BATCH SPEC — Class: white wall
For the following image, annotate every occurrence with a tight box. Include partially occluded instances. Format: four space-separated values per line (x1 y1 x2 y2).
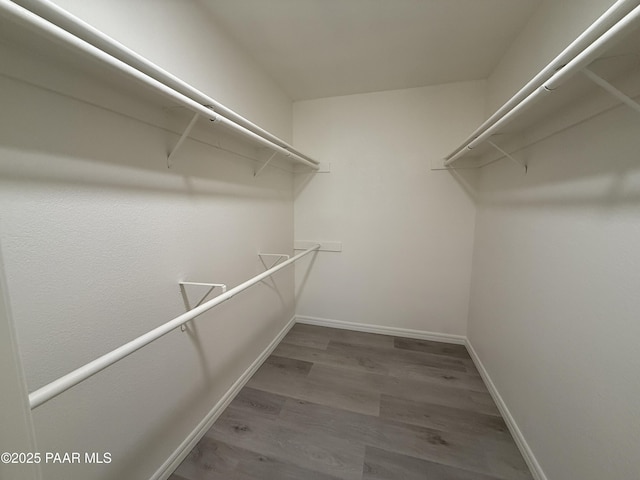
468 102 640 480
0 2 296 479
468 1 640 479
293 81 484 335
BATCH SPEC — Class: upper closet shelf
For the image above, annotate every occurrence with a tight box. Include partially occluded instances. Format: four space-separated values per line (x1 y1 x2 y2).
0 0 320 171
443 0 640 170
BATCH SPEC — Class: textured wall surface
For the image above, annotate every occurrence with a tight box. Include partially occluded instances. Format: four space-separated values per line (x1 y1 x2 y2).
0 1 297 478
468 103 640 480
468 2 640 478
293 81 484 335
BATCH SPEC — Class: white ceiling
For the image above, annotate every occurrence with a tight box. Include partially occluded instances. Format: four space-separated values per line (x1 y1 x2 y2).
199 0 541 101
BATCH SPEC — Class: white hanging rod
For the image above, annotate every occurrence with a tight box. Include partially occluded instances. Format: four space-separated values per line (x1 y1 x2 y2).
0 0 319 171
13 0 319 167
28 245 320 409
444 0 640 165
445 3 640 167
179 282 227 331
445 0 639 162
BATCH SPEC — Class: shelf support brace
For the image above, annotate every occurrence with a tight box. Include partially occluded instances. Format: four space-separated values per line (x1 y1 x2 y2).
168 112 200 168
178 282 227 331
258 253 290 270
487 140 527 173
582 68 640 116
254 151 278 177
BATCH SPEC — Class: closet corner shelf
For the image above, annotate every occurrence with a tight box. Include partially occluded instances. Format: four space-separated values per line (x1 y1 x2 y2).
442 1 640 170
0 0 319 172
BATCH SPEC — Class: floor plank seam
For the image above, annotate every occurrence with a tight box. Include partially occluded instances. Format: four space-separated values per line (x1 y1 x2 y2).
169 323 535 480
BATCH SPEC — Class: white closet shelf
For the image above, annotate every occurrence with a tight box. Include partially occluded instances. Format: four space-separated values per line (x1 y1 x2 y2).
0 0 320 171
441 1 640 170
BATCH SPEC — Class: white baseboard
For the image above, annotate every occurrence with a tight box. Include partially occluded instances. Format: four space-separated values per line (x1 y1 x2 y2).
295 315 466 345
465 339 547 480
150 315 297 480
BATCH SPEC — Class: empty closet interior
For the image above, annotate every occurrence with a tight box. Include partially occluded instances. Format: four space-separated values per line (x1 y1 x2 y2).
1 1 639 480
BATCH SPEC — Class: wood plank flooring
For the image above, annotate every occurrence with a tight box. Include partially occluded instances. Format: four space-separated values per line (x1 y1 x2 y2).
169 324 533 480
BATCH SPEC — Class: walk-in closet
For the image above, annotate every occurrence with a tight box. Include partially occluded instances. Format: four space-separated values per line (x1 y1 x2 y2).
1 1 639 479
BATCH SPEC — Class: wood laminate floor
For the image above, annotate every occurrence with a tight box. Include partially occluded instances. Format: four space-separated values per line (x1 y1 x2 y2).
169 324 533 480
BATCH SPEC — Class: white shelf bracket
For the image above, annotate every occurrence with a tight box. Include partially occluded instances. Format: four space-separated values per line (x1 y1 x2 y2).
258 253 290 270
487 140 527 173
178 282 227 331
168 112 200 168
254 151 278 177
582 68 640 116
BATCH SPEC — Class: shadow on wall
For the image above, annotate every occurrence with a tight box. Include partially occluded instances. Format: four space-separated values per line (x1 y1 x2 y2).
31 300 289 480
293 168 318 200
0 72 295 201
448 167 481 204
294 250 319 310
103 300 294 480
466 105 640 210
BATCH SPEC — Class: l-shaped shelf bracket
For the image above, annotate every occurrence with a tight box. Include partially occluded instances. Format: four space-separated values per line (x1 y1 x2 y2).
178 282 227 331
258 253 290 270
167 112 200 168
487 140 528 173
582 68 640 116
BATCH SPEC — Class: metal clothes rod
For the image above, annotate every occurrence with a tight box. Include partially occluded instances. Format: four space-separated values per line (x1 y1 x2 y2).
13 0 319 166
444 0 640 165
544 5 640 90
28 245 320 410
14 0 319 166
445 2 640 166
0 0 319 170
